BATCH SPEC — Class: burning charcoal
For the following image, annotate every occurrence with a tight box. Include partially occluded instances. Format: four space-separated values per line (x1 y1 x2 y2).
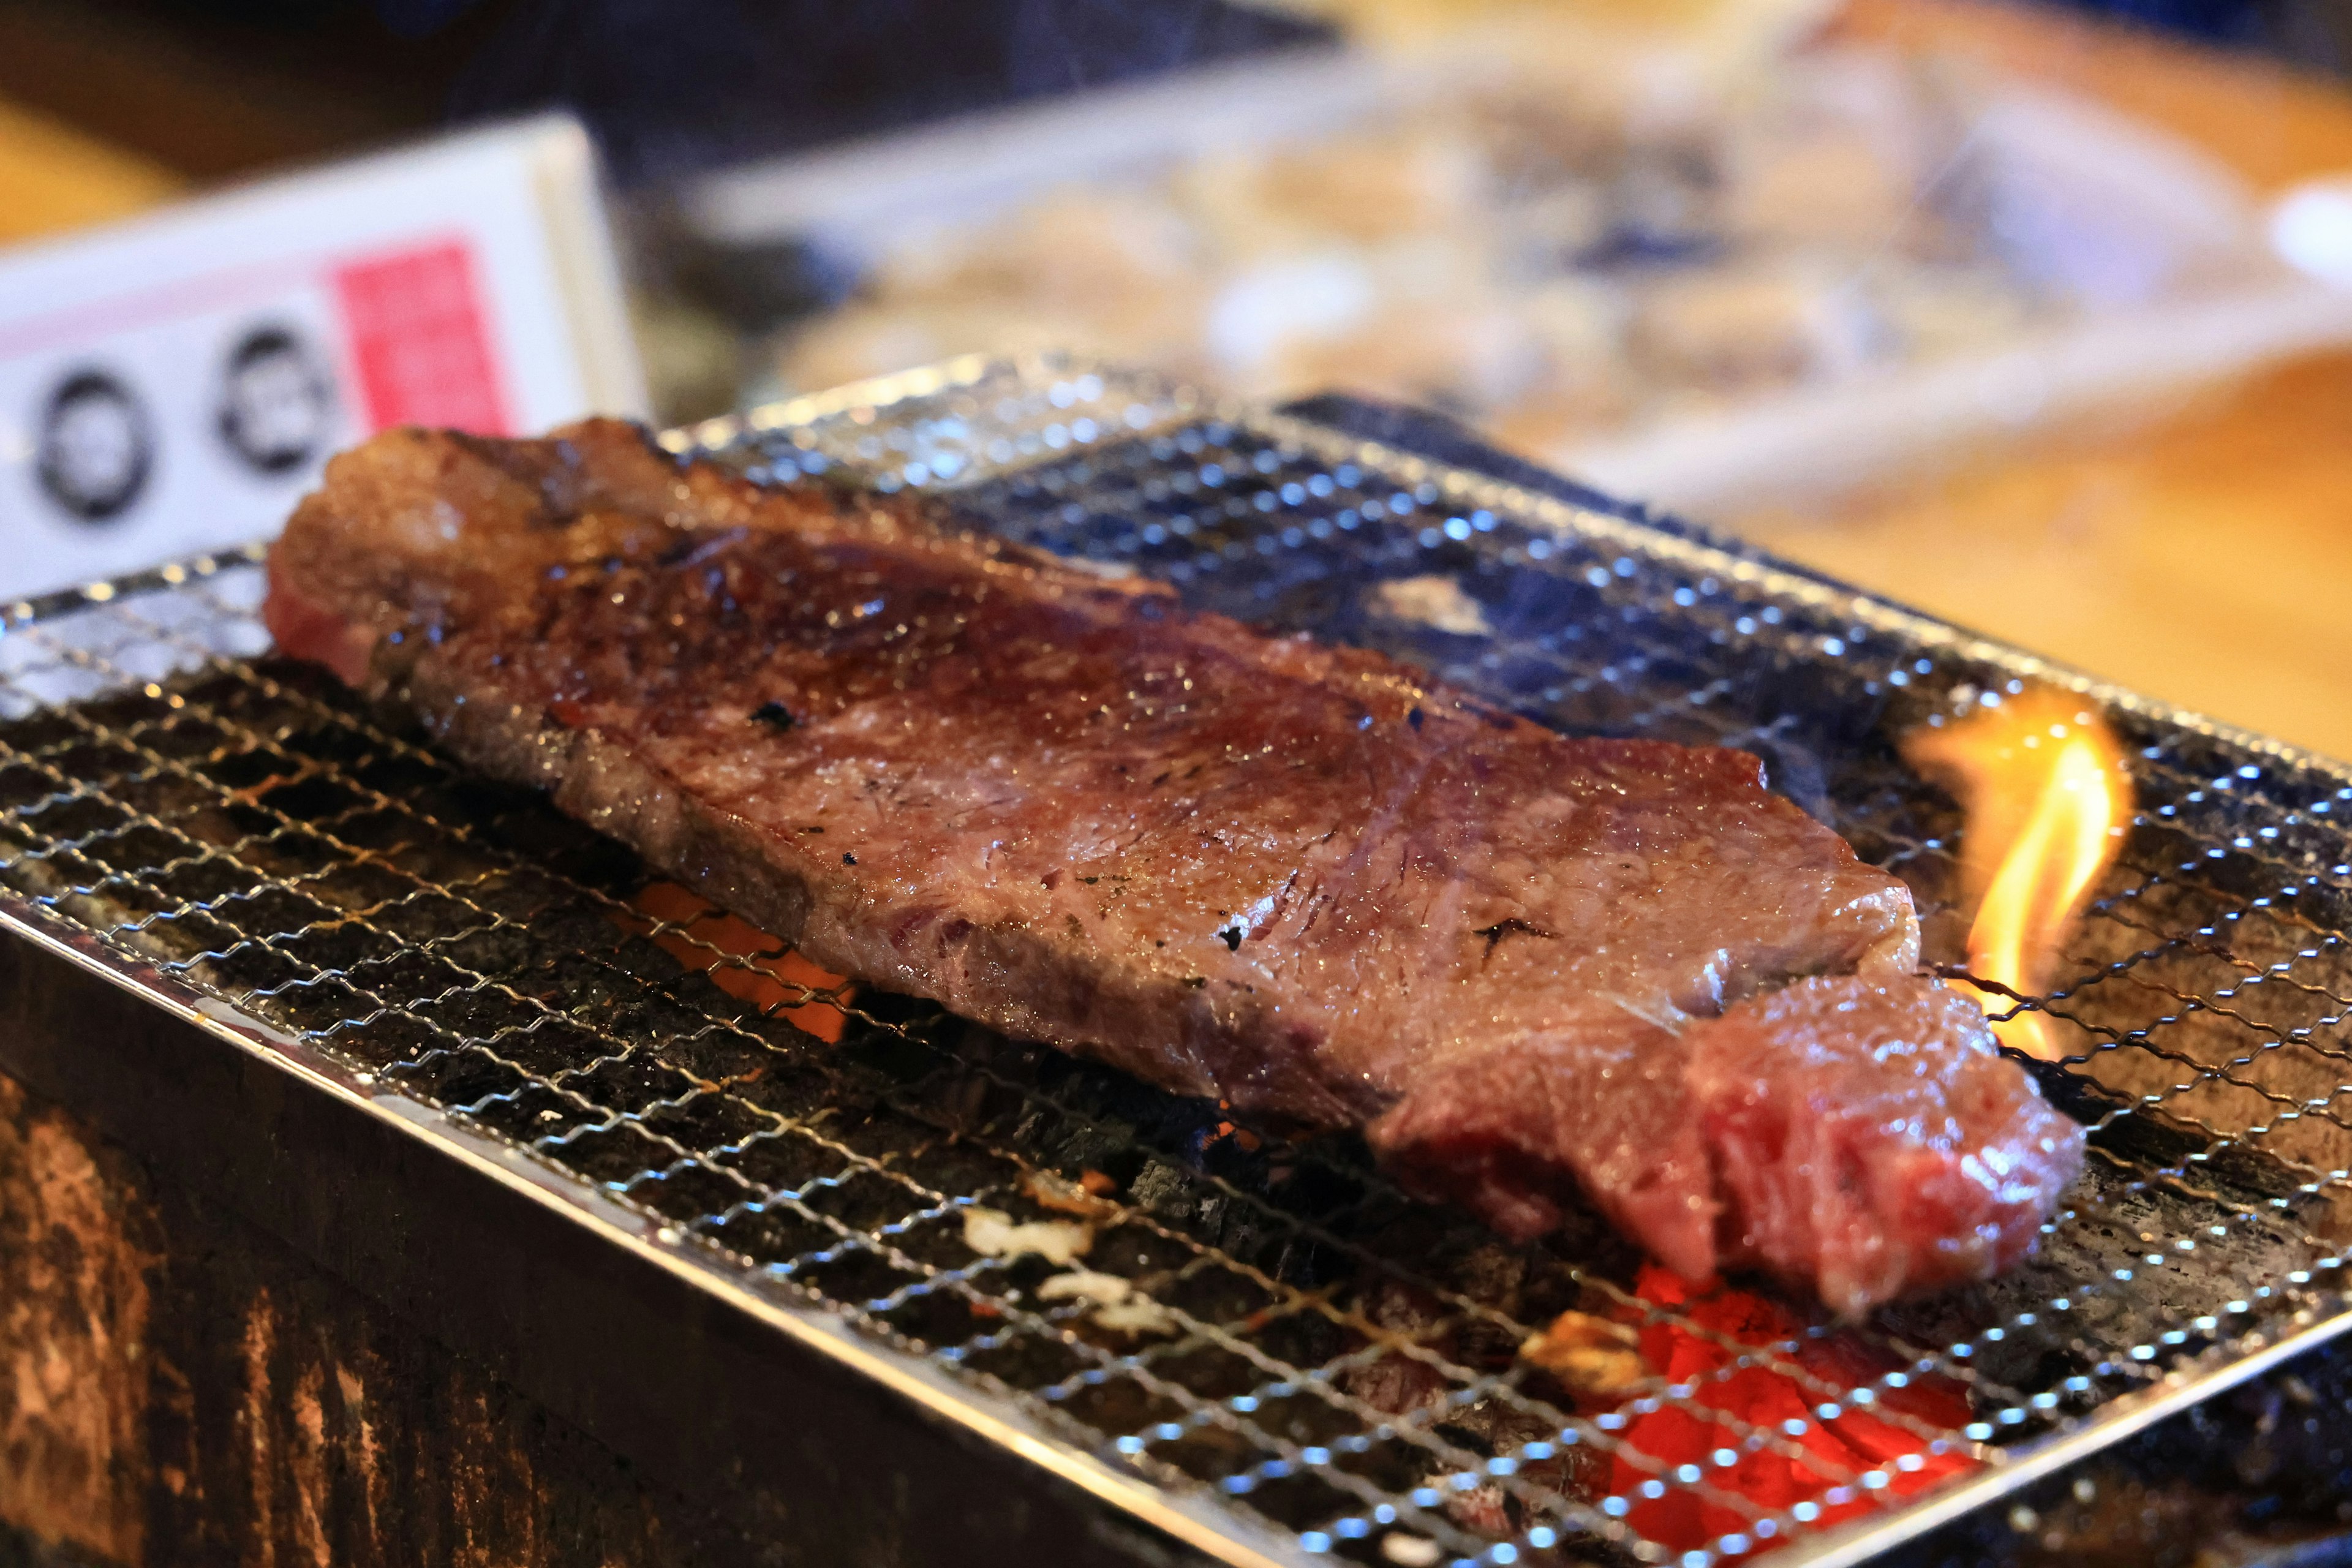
1341 1274 1457 1420
1587 1266 1979 1551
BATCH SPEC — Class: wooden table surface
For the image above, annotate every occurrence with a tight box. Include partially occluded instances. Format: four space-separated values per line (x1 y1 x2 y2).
1742 0 2352 763
0 95 178 247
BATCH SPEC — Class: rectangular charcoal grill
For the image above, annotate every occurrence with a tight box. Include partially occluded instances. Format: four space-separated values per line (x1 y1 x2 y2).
4 356 2351 1568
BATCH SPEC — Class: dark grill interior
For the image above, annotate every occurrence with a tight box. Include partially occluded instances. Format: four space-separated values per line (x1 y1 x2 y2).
2 360 2350 1568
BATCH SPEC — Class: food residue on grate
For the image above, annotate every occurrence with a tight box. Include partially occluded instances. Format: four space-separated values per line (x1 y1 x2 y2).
1023 1167 1122 1221
962 1206 1094 1266
1035 1268 1180 1336
1379 1532 1442 1567
1371 575 1493 636
1088 1298 1182 1337
1035 1268 1134 1304
1517 1308 1648 1397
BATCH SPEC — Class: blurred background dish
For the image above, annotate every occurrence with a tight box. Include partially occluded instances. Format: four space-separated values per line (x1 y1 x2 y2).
709 23 2337 518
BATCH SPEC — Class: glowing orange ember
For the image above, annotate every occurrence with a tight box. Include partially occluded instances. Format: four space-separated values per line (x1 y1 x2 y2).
1594 1265 1979 1551
1901 691 2130 1059
616 882 852 1042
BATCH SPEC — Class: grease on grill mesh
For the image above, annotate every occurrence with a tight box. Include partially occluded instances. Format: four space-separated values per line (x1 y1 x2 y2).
0 369 2350 1567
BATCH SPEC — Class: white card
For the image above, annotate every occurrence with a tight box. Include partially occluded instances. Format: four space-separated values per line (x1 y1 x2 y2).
0 113 646 600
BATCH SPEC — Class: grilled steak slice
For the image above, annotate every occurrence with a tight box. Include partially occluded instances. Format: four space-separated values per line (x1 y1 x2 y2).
265 419 2082 1313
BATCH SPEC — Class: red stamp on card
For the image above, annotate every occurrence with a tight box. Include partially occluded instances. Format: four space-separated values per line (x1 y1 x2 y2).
333 241 510 434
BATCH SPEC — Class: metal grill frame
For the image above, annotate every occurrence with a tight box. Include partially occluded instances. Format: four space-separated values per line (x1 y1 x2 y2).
2 355 2350 1568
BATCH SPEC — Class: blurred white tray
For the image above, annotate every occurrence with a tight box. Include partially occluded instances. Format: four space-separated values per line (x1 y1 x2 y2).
677 39 2352 515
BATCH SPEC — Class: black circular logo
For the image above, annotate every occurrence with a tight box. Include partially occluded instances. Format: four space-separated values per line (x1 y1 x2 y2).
36 369 154 524
216 324 333 475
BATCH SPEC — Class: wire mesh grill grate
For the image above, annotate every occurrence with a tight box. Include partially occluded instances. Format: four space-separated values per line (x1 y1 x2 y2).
5 358 2352 1568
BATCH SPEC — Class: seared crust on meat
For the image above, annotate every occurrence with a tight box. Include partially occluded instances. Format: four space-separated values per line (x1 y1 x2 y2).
265 420 2082 1313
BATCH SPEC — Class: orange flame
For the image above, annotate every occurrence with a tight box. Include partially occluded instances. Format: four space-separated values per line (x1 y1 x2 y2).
1901 690 2130 1059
